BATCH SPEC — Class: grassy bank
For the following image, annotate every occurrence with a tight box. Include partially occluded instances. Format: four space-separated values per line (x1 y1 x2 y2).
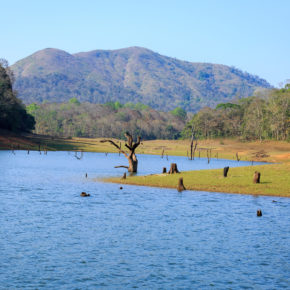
104 163 290 197
1 131 289 196
1 131 289 163
100 139 290 197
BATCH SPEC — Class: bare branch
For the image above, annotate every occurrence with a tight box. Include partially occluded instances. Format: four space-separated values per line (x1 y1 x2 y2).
129 136 141 158
125 144 131 150
124 132 133 148
100 139 128 157
114 165 129 169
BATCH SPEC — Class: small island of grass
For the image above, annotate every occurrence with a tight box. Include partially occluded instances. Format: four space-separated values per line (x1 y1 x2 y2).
104 162 290 197
102 139 290 197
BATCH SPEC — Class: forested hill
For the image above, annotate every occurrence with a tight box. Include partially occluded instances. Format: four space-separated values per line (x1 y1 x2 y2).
0 60 35 132
11 47 271 112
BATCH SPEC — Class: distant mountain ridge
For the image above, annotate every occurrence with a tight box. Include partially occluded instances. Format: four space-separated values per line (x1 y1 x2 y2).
11 47 272 111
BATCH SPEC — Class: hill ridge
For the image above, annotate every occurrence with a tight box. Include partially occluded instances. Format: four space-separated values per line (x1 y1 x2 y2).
11 47 272 111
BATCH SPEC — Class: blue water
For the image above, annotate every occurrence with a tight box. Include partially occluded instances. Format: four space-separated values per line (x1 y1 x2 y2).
0 151 289 289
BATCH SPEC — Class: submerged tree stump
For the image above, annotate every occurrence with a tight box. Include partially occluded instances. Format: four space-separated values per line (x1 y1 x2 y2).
162 167 167 174
80 192 90 197
177 177 186 192
168 163 180 174
253 171 261 183
223 166 229 177
257 209 262 216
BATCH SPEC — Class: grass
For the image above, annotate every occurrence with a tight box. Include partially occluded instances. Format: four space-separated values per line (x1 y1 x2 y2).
1 131 289 163
1 131 289 197
101 139 290 197
104 163 290 197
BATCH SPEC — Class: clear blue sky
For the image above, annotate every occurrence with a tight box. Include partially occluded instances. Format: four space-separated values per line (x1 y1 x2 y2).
1 0 289 86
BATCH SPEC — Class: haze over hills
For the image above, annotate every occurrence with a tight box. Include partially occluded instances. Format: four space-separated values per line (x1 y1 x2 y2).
11 47 272 112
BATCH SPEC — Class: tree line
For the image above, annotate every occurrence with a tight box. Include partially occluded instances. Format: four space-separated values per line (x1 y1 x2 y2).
26 86 289 141
0 59 35 132
27 99 186 140
182 86 289 141
1 55 288 142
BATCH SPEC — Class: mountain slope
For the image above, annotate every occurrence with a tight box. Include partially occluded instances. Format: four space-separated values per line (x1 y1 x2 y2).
11 47 272 111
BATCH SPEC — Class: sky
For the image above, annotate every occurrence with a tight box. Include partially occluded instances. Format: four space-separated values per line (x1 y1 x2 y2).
1 0 289 86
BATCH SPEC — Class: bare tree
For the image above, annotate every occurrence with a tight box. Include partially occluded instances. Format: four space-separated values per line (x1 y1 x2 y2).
189 124 198 160
101 132 141 172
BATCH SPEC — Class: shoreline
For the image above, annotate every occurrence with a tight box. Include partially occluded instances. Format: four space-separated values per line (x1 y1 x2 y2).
1 132 289 197
101 178 290 198
102 162 290 198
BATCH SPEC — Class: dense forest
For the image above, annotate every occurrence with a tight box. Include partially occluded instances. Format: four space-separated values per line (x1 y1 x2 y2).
27 86 289 142
0 59 35 132
182 86 290 141
27 99 186 140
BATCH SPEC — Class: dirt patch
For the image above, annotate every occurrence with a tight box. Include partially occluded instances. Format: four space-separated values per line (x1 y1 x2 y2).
275 153 290 160
252 150 270 159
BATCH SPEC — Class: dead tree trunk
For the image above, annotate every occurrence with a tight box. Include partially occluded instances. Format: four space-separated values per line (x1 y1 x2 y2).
189 126 198 160
168 163 180 174
253 171 261 183
177 177 186 192
101 132 141 173
128 157 138 172
223 166 229 177
190 140 198 160
207 149 212 164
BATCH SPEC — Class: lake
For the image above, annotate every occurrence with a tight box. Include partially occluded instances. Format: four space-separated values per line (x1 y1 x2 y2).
0 151 289 289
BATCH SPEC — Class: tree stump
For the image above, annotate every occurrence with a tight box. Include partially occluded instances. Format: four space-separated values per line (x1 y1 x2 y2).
257 209 262 216
122 172 126 179
162 167 167 173
168 163 180 174
253 171 261 183
223 166 229 177
177 177 186 192
80 192 90 197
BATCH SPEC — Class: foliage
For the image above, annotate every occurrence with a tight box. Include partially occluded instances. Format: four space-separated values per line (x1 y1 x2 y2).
68 97 80 105
215 103 240 110
29 101 185 140
182 86 290 141
0 59 35 132
170 107 187 120
26 103 40 114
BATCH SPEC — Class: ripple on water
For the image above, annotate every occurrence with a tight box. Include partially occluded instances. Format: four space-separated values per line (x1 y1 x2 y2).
0 151 289 289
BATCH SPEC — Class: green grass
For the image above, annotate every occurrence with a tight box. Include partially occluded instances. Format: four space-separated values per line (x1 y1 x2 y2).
104 163 290 197
1 133 289 196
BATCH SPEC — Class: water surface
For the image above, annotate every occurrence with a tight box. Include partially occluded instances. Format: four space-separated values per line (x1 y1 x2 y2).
0 151 289 289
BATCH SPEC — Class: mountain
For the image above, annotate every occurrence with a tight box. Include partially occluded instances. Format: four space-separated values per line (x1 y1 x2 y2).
11 47 272 112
